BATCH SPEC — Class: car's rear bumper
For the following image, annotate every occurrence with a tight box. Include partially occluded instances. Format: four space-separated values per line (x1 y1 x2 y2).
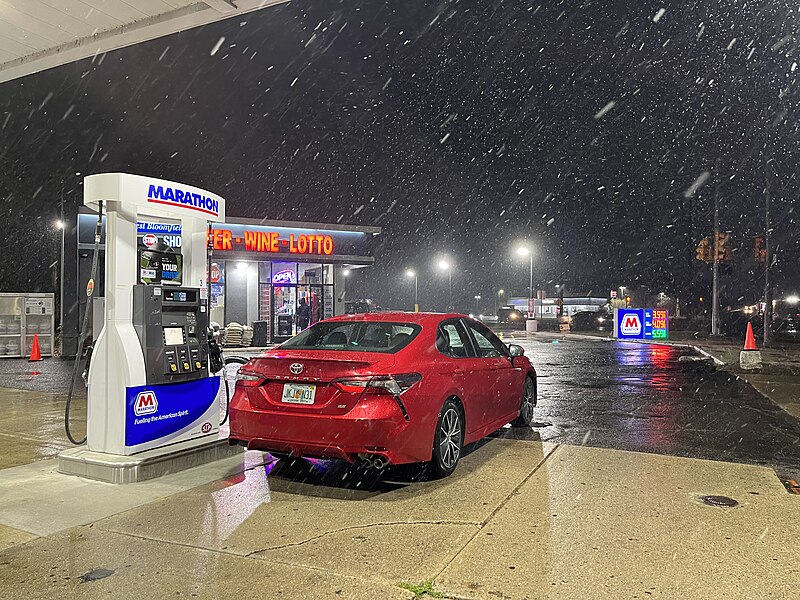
229 391 428 464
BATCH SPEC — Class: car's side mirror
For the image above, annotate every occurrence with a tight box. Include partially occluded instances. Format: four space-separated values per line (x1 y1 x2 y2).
508 344 525 358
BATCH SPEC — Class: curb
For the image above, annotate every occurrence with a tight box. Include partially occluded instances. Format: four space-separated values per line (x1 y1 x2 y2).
689 346 726 367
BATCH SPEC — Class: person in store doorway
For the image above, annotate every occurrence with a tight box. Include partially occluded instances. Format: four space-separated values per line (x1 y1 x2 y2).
297 297 311 331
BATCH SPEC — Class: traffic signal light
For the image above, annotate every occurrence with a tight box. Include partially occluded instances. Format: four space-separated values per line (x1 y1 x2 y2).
754 236 766 266
715 232 729 263
695 237 712 262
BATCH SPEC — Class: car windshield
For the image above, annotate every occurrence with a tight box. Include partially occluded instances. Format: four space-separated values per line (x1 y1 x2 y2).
280 321 420 353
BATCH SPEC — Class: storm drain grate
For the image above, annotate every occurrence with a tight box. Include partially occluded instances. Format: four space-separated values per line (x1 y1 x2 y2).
79 568 115 583
699 495 739 508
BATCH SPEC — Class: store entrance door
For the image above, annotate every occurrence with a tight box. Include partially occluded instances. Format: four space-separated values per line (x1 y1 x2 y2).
297 285 324 331
272 285 328 343
272 285 297 342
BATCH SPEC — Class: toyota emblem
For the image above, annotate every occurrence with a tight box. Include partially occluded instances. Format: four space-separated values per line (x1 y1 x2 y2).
290 363 304 375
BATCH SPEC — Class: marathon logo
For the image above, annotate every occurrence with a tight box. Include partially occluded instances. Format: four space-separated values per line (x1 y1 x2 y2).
134 391 158 416
147 184 220 217
620 314 642 336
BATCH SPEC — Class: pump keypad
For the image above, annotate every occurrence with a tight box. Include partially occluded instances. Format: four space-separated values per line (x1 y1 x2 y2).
134 285 210 385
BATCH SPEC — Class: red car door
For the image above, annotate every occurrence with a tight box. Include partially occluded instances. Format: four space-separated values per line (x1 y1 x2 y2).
463 320 523 424
435 319 495 435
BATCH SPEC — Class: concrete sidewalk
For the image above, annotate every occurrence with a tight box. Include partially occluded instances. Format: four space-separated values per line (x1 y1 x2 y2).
0 438 797 599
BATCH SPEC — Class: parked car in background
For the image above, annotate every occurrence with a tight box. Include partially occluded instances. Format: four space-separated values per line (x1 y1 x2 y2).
344 299 383 314
569 309 613 333
497 306 526 326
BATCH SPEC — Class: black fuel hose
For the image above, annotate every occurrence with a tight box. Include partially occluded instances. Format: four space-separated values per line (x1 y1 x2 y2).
65 201 103 445
219 355 248 425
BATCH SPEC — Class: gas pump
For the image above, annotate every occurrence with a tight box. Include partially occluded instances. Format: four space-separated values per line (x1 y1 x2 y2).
67 173 227 462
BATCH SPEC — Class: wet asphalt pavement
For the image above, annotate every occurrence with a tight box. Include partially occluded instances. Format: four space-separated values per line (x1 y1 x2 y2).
514 338 800 479
1 339 800 481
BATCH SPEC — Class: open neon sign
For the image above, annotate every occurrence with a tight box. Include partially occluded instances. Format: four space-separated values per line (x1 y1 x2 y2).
272 270 296 284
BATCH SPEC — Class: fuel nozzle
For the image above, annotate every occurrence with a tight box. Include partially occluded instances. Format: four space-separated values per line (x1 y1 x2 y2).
207 328 224 374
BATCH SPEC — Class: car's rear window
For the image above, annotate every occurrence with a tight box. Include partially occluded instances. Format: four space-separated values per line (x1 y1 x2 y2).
280 321 421 353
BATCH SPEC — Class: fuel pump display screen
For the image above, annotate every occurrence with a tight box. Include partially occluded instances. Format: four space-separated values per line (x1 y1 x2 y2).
163 327 185 346
164 289 196 303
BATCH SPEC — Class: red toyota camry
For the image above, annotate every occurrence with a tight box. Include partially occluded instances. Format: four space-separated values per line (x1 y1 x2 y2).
228 312 536 477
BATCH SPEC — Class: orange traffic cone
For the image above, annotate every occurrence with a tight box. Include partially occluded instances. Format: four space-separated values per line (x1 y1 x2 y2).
743 322 758 351
740 322 762 370
28 334 42 362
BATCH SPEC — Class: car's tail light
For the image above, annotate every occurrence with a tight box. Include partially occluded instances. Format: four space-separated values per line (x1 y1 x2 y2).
235 370 265 387
334 373 422 396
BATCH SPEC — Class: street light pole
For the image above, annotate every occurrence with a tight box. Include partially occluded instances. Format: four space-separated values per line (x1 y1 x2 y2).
405 269 418 312
437 260 453 312
474 295 481 312
59 223 65 329
59 182 65 335
496 289 505 314
763 157 772 346
711 160 721 336
529 253 535 320
516 246 535 321
448 268 453 312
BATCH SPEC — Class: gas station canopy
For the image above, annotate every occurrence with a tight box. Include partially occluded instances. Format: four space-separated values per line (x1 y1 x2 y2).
0 0 287 84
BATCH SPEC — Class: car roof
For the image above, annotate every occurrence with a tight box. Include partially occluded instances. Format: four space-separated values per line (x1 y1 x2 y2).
326 311 469 325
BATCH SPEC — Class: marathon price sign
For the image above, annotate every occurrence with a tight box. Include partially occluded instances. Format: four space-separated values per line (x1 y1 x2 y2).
614 308 669 340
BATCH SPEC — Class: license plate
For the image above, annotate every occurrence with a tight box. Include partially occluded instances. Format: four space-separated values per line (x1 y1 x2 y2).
282 383 316 405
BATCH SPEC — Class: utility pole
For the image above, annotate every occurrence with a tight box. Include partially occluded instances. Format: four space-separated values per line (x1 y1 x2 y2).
711 160 721 336
763 158 772 346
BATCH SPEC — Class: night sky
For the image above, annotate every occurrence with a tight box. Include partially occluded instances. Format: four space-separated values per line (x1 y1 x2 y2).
1 0 799 313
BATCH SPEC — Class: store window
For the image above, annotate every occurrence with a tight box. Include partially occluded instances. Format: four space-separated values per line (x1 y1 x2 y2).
298 263 323 284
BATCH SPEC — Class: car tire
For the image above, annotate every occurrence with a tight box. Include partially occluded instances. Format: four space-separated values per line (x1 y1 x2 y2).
430 399 464 478
511 376 536 427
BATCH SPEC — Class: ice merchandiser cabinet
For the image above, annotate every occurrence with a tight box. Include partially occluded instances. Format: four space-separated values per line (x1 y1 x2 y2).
0 293 55 358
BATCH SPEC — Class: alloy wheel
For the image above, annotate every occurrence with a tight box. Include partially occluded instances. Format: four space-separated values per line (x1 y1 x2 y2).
439 407 462 469
521 378 535 422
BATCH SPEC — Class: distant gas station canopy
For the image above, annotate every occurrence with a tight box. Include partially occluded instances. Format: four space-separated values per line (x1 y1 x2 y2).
0 0 287 84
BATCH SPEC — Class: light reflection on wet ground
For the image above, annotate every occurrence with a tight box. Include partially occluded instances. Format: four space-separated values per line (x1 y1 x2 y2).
515 338 800 477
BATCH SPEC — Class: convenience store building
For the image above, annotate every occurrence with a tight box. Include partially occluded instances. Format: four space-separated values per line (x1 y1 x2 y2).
65 213 380 354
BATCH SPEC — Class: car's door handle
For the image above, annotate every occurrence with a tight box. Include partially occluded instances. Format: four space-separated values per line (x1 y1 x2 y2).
453 368 466 375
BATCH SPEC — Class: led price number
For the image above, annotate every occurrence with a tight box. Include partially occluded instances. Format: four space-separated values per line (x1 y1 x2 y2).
650 309 668 337
651 309 668 329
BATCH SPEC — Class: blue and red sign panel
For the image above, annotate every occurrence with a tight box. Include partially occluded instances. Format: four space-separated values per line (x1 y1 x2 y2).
125 377 220 449
615 309 669 340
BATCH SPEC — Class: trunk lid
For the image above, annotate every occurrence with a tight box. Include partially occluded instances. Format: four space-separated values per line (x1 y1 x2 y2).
245 350 396 414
